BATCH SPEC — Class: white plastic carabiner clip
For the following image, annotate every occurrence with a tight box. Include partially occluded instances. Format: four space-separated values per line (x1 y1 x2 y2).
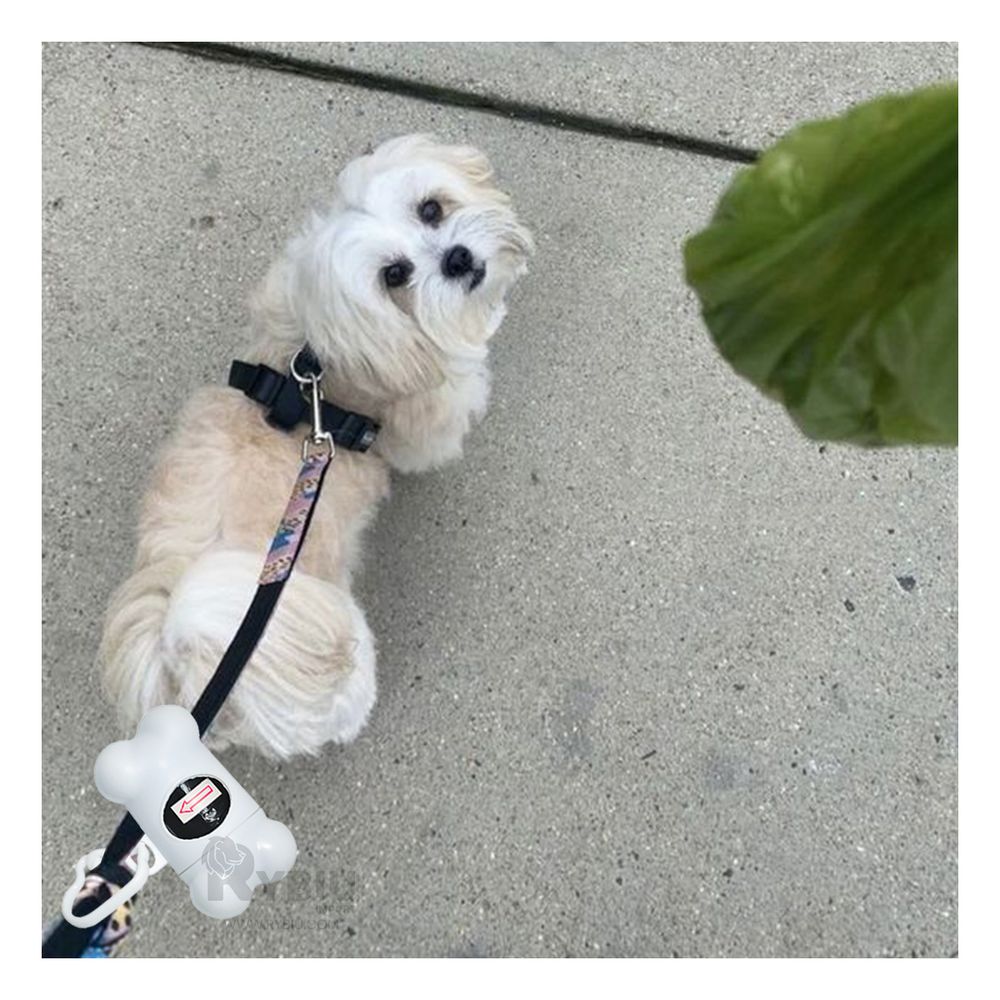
61 836 167 929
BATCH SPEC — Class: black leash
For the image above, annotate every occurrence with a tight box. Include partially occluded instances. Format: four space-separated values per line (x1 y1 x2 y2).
43 350 377 958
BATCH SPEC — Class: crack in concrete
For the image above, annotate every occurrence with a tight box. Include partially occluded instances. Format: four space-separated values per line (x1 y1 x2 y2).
137 41 761 165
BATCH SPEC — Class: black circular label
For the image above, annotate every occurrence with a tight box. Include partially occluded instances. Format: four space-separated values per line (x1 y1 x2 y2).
162 775 231 840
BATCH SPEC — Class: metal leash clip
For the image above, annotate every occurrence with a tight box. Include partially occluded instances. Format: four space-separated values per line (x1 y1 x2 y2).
289 349 335 460
61 836 168 929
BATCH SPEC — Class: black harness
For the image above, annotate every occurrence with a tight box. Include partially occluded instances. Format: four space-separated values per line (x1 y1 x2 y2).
229 356 379 453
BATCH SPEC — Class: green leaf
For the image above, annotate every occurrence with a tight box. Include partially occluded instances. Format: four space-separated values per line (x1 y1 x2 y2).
684 84 957 446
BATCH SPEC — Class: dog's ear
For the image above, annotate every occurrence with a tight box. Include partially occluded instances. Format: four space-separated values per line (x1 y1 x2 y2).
371 134 496 187
435 144 495 186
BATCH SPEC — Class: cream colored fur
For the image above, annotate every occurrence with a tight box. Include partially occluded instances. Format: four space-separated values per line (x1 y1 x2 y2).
99 135 533 758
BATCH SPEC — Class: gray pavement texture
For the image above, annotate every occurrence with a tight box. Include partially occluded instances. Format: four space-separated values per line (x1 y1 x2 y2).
42 42 957 958
245 40 958 149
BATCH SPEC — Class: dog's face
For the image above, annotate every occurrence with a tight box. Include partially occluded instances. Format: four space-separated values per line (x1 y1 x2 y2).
284 134 534 398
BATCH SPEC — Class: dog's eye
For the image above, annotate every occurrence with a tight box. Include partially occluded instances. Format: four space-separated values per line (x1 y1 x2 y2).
417 199 443 226
382 260 413 289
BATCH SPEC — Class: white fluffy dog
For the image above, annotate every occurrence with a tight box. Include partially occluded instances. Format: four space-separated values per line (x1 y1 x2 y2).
99 135 533 759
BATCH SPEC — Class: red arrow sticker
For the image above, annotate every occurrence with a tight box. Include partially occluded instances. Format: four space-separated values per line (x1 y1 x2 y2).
170 778 223 824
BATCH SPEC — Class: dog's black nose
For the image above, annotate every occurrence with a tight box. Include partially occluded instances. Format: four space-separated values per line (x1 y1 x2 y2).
442 244 474 279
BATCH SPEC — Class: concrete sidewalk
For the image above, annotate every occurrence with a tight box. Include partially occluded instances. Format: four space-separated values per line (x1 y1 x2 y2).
42 42 957 958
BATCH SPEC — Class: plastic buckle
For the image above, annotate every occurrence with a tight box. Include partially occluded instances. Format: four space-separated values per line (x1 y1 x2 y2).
247 366 284 407
265 377 309 431
343 414 378 452
61 837 167 929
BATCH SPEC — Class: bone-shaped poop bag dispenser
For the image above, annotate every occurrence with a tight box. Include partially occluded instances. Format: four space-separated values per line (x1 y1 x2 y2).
94 705 297 920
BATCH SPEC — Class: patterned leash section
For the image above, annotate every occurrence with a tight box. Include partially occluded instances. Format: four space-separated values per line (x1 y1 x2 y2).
259 452 330 585
43 877 135 958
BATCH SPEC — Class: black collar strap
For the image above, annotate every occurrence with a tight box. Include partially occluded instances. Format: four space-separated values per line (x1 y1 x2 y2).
229 359 379 452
